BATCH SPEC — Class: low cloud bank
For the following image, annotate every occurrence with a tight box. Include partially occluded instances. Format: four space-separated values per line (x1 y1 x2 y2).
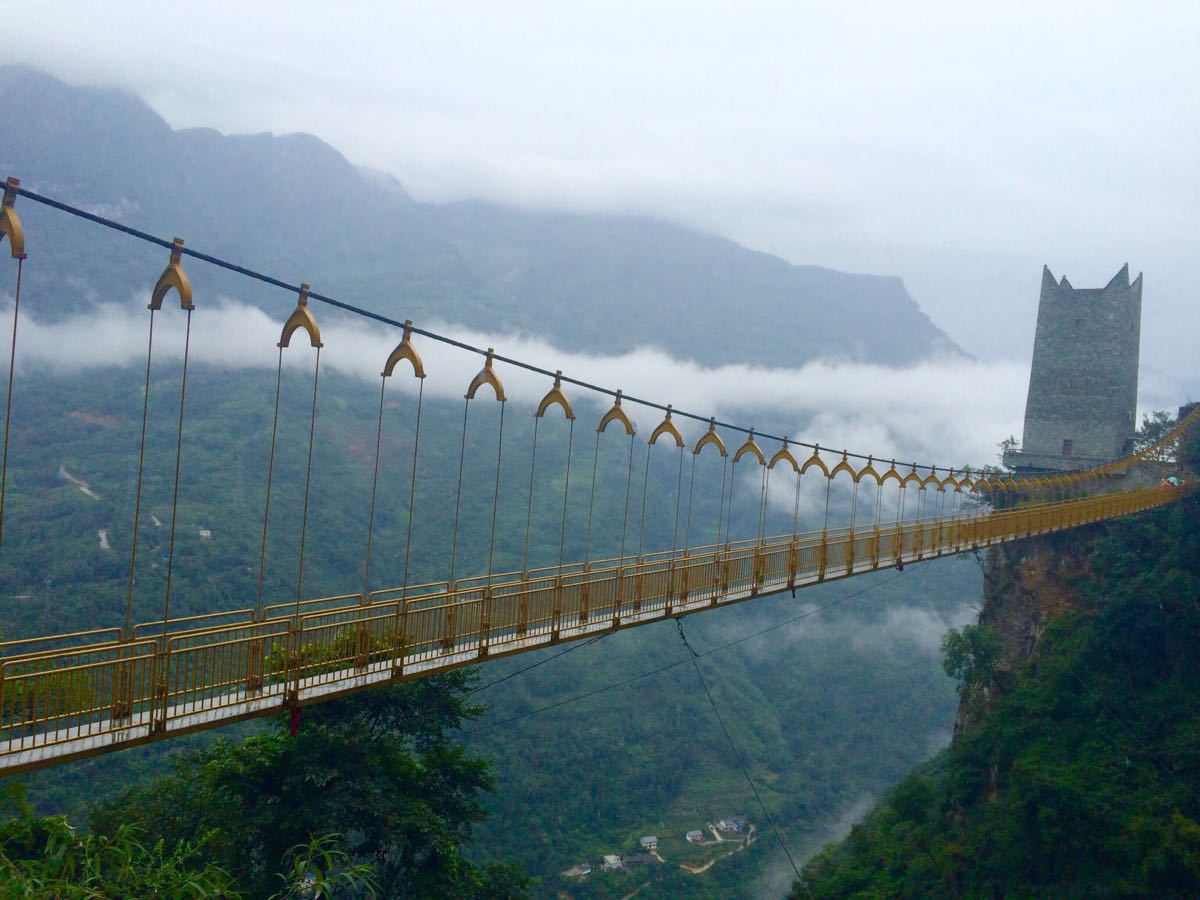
7 295 1033 467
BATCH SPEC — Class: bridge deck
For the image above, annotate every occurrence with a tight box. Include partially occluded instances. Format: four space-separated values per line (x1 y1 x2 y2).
0 485 1180 774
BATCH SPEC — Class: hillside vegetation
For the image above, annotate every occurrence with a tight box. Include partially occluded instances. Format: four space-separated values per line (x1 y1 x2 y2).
800 494 1200 897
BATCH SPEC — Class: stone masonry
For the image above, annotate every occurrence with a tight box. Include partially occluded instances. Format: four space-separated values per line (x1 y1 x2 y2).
1006 264 1142 473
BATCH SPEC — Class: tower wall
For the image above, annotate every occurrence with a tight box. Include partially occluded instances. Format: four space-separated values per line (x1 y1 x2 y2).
1016 264 1141 471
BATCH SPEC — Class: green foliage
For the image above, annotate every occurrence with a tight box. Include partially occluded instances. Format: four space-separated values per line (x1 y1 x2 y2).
0 785 236 897
270 833 379 899
88 671 530 898
939 624 1000 696
800 498 1200 897
1135 409 1177 460
5 359 982 895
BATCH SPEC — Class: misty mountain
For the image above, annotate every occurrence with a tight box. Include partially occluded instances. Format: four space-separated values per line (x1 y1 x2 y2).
0 66 960 367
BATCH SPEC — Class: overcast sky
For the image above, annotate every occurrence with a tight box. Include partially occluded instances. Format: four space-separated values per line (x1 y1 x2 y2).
4 1 1198 393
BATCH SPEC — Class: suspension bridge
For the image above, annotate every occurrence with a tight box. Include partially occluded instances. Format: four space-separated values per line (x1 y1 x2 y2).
0 175 1195 776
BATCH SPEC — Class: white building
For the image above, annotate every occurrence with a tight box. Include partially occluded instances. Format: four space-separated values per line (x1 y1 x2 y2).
640 835 658 851
602 854 622 870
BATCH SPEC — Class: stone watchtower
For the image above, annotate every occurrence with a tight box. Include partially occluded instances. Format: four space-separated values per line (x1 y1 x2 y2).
1006 264 1142 473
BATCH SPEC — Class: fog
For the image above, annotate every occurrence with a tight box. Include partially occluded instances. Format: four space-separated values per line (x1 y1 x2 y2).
4 294 1023 467
7 2 1199 379
5 286 1189 472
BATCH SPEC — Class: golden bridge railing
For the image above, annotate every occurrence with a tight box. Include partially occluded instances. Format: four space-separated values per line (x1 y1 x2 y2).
0 481 1187 774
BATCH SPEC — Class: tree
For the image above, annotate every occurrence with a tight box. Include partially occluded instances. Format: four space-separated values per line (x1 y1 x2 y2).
90 672 531 898
1134 410 1178 463
940 624 1001 697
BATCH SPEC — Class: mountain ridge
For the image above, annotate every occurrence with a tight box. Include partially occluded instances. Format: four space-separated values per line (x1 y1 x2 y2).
0 65 962 367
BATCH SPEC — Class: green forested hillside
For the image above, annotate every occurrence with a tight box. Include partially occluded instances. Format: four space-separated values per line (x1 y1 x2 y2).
799 497 1200 897
0 362 978 896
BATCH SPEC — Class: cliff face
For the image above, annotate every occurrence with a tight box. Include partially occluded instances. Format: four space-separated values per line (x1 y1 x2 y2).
954 526 1102 736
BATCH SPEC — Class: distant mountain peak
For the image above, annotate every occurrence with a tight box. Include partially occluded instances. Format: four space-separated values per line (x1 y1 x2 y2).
3 65 959 366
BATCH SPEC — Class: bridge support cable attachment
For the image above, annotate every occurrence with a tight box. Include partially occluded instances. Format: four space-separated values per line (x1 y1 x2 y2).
665 441 685 615
555 416 575 578
446 399 471 616
361 375 389 609
722 442 743 593
639 406 684 615
0 178 26 570
0 186 26 569
758 463 769 587
279 286 324 622
156 306 193 671
712 455 729 604
123 312 157 642
768 438 801 590
291 348 322 618
681 453 698 602
250 286 321 689
106 237 192 728
255 347 285 624
687 420 728 604
518 415 540 636
596 391 636 626
446 349 505 653
393 377 425 675
480 400 506 655
369 323 426 674
830 452 859 574
543 372 576 634
810 450 830 580
732 431 767 592
581 430 602 621
359 324 426 668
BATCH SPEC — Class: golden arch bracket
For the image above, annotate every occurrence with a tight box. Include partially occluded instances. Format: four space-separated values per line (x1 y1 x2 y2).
149 238 194 311
382 320 425 379
829 452 858 481
733 430 765 465
800 446 829 477
693 418 727 457
857 457 882 485
598 390 635 435
466 348 505 401
649 405 684 447
768 438 799 472
880 460 903 486
279 284 323 348
536 370 574 420
0 178 25 260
